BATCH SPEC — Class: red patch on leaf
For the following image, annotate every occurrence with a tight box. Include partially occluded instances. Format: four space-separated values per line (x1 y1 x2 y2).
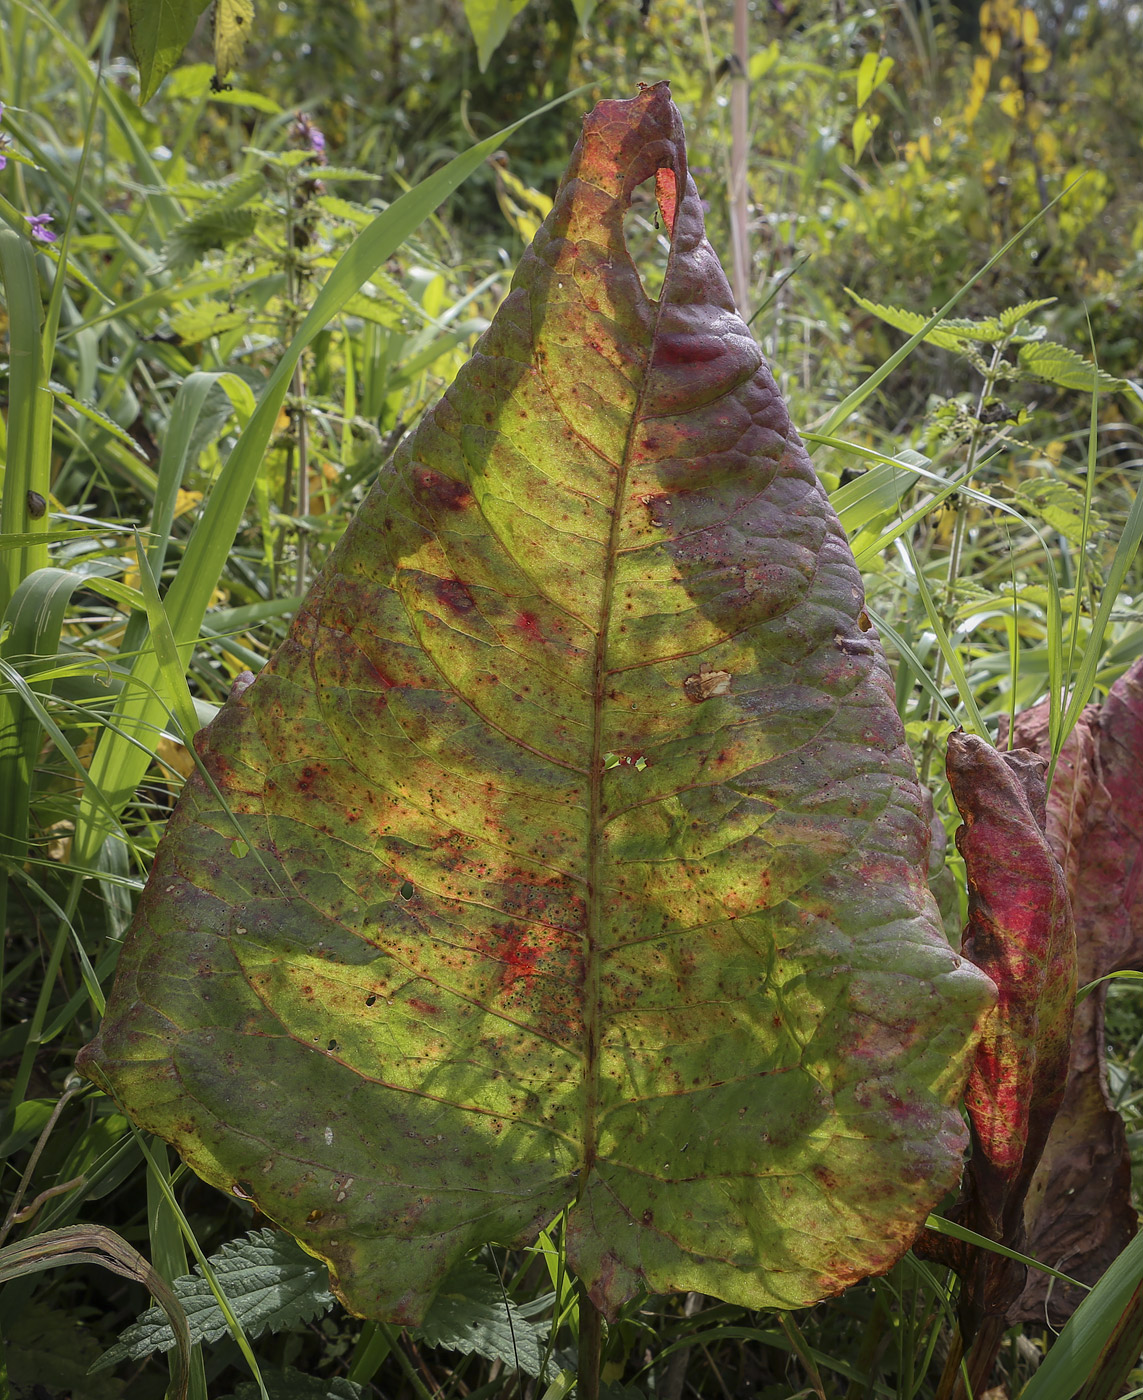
515 611 544 642
411 466 472 513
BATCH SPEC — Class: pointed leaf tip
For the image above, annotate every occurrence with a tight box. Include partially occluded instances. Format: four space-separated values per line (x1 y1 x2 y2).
81 88 995 1325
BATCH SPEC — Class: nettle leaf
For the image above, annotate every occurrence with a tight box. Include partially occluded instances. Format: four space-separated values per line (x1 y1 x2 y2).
159 172 266 270
846 292 1005 350
219 1367 363 1400
1017 341 1129 393
79 84 993 1323
170 300 249 345
1012 478 1107 548
419 1258 550 1376
997 298 1056 333
93 1228 334 1369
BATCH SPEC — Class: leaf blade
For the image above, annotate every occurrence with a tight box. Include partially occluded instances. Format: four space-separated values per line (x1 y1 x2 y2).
81 83 994 1325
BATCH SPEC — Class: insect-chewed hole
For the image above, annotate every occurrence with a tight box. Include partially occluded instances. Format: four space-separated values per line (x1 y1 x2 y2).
365 993 378 1006
623 171 673 301
399 880 415 901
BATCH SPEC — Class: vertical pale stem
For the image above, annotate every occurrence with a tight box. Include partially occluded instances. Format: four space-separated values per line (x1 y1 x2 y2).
729 0 751 317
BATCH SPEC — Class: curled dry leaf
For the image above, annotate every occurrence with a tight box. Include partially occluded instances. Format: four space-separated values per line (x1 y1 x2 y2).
940 732 1076 1330
78 83 993 1324
1001 656 1143 1325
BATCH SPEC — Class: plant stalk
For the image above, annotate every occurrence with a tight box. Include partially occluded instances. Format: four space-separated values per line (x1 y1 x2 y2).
577 1280 602 1400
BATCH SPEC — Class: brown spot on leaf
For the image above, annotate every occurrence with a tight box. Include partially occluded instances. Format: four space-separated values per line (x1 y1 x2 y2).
411 466 472 512
683 662 732 703
434 577 477 614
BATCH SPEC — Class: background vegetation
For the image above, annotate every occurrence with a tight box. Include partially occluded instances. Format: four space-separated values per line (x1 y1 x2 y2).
2 0 1142 1396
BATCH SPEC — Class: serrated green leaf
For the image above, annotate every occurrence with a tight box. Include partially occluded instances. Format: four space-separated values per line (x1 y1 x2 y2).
130 0 213 103
219 1367 364 1400
337 291 406 330
209 88 283 113
159 171 265 269
313 195 372 227
81 83 993 1327
93 1228 333 1369
847 292 1004 349
997 297 1056 332
1017 340 1128 392
1013 478 1108 547
313 167 379 183
169 300 249 344
419 1259 550 1376
464 0 531 69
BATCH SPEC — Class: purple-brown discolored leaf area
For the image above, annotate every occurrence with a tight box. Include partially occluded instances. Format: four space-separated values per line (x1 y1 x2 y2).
937 733 1075 1334
1000 657 1143 1325
78 84 993 1324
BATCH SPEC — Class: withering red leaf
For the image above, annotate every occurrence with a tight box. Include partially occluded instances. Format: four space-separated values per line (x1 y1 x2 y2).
938 732 1076 1329
1002 658 1143 1325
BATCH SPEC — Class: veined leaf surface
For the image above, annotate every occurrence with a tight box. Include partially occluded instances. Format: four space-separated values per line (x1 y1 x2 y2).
79 83 993 1323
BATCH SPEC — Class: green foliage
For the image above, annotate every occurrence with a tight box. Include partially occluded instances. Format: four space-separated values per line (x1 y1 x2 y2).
416 1259 552 1377
95 1229 334 1366
100 1233 553 1382
218 1370 363 1400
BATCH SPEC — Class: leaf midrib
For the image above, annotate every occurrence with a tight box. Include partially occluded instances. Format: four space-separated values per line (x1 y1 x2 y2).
581 203 678 1190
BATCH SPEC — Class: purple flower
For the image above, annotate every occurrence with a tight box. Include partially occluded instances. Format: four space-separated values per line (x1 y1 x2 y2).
291 112 327 164
27 212 55 243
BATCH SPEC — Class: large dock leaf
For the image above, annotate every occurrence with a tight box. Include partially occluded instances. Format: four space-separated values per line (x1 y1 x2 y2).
80 83 993 1323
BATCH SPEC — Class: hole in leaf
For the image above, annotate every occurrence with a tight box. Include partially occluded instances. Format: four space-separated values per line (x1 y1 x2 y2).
623 170 674 301
399 880 415 901
365 993 377 1006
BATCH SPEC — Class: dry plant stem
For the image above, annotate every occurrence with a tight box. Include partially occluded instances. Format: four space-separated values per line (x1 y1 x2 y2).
933 1328 965 1400
577 1281 602 1400
729 0 751 316
959 1316 1010 1399
282 166 310 594
0 1080 82 1246
292 360 310 594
